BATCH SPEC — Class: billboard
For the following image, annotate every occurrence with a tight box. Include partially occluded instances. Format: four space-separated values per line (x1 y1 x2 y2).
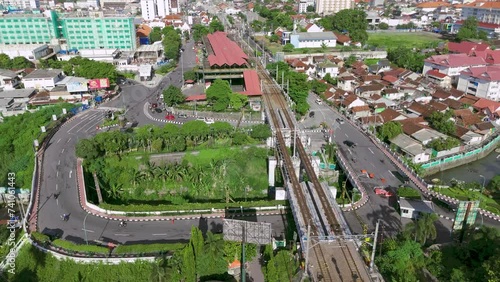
453 201 480 231
89 78 110 89
66 81 88 93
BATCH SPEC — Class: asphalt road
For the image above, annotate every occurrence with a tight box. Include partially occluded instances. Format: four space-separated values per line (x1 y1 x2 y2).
36 41 288 245
302 93 500 235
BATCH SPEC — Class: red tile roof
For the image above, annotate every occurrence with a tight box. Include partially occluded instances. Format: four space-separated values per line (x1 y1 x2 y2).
460 65 500 81
447 41 490 54
240 70 262 96
207 32 249 67
185 94 207 101
473 98 500 113
382 75 398 83
425 54 487 68
426 69 448 79
455 20 500 29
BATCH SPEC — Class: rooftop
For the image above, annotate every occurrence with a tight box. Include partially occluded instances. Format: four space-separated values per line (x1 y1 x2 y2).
0 69 17 79
241 70 262 96
425 53 487 68
294 32 337 41
0 89 35 98
23 69 63 80
207 32 248 67
390 134 426 157
399 198 434 214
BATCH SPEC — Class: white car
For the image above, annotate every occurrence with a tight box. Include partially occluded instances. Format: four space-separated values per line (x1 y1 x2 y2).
196 117 215 124
315 98 323 105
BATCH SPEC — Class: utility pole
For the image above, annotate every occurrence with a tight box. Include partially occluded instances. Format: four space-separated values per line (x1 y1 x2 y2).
276 65 278 81
241 223 247 282
304 224 311 278
370 220 380 272
293 129 297 158
281 71 284 89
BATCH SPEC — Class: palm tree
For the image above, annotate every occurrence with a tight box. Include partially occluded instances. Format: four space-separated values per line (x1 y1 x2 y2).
106 183 123 200
404 213 438 245
204 231 224 259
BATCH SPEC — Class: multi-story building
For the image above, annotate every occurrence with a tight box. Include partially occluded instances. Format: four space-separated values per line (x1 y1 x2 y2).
298 0 314 13
141 0 157 20
457 66 500 101
0 11 136 51
59 12 136 50
423 54 488 84
315 0 353 15
461 1 500 25
140 0 175 20
0 0 39 9
0 13 58 45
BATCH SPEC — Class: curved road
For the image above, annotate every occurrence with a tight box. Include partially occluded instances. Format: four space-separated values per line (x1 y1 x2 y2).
36 40 285 245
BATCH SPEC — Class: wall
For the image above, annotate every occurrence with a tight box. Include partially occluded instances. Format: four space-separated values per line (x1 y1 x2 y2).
284 50 387 60
422 135 500 175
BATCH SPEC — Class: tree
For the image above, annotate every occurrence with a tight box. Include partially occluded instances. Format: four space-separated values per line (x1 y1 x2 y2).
162 85 185 106
76 139 101 161
344 55 357 67
283 43 295 52
377 121 402 142
0 54 11 69
162 26 181 60
378 22 389 30
310 80 328 94
457 16 480 42
149 27 163 43
192 24 209 42
320 42 328 52
250 124 272 140
487 175 500 192
269 34 280 43
306 5 315 12
404 213 439 245
427 110 455 135
322 73 337 85
229 93 248 110
376 240 425 281
206 79 232 111
387 47 426 72
10 56 34 69
320 9 368 43
209 19 225 33
183 69 197 82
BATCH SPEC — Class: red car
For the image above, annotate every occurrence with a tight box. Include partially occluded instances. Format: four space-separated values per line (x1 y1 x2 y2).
165 114 175 120
374 187 394 197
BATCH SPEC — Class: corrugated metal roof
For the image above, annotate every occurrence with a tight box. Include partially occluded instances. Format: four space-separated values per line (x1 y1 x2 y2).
241 70 262 96
207 32 248 67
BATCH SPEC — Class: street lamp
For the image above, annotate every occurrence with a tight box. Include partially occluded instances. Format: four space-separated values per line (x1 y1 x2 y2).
479 175 486 194
83 213 90 245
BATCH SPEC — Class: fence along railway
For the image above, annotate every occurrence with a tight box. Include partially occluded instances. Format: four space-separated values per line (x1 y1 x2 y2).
257 61 367 281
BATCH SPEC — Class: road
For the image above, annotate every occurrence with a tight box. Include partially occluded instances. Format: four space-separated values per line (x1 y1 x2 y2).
35 41 287 245
303 94 500 235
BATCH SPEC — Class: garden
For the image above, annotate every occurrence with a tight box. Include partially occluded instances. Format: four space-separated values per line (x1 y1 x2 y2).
77 122 276 210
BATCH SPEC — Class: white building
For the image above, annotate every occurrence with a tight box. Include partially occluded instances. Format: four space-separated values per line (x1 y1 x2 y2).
298 0 315 13
156 0 172 18
461 1 500 25
305 23 323 33
399 198 434 219
1 0 39 9
390 134 431 164
315 0 353 15
423 54 487 84
457 66 500 101
316 61 339 79
290 32 337 49
0 44 51 61
0 69 20 91
141 0 158 20
23 69 64 91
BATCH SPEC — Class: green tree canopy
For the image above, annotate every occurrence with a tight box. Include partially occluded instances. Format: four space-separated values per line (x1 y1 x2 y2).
387 47 426 72
427 110 455 135
283 43 295 52
250 124 272 140
206 79 232 111
319 9 368 43
162 85 185 106
377 121 402 142
149 27 163 43
376 239 425 282
456 16 488 42
162 26 181 59
378 22 389 30
209 19 225 33
183 69 197 82
192 24 209 42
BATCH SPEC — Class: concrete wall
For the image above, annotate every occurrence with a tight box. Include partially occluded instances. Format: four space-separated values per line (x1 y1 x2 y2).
284 51 387 60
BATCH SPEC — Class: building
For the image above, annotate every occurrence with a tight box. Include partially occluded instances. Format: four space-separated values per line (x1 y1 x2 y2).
425 69 452 89
141 0 158 20
0 69 20 90
315 0 353 15
59 12 136 51
140 0 174 20
399 198 434 219
390 134 431 164
0 13 58 45
298 0 314 13
316 61 339 78
457 66 500 101
139 64 153 81
1 0 39 9
0 44 52 61
290 32 337 49
423 54 488 84
23 69 64 90
461 1 500 25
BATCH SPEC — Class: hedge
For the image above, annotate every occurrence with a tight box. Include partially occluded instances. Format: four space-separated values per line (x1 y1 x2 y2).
99 200 288 213
31 232 50 245
113 243 185 255
52 239 110 255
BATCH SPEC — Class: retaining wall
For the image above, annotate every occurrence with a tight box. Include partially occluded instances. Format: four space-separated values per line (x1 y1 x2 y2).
284 51 388 60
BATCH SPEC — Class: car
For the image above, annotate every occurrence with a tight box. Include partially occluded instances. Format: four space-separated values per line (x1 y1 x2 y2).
178 113 188 118
374 187 395 197
315 98 322 105
336 118 345 124
309 111 315 118
151 103 158 108
343 140 356 148
165 114 175 120
196 117 214 124
154 108 162 113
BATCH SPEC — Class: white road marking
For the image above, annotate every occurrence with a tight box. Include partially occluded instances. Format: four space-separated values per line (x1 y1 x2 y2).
57 138 61 143
56 171 59 177
152 233 167 236
67 138 71 143
345 133 348 137
371 163 375 167
368 148 374 154
82 229 95 233
69 170 72 178
347 148 352 154
114 234 130 236
61 148 65 154
56 199 59 206
56 184 58 190
388 170 395 177
58 160 61 165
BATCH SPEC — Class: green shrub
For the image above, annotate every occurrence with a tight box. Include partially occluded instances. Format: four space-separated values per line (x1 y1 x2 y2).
113 243 184 254
52 239 110 255
397 187 421 199
31 232 50 245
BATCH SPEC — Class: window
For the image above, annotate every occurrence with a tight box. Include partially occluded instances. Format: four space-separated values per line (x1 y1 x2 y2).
402 209 409 214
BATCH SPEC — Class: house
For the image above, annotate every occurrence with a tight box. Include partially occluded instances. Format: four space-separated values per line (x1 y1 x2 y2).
305 23 323 33
0 89 36 103
428 100 449 113
447 41 490 55
399 198 434 219
333 32 351 46
473 98 500 120
316 61 339 78
368 59 391 74
406 101 433 118
341 94 365 109
453 125 483 145
408 126 448 146
390 134 431 164
337 75 356 91
23 69 64 91
473 122 495 138
350 105 371 118
355 83 384 98
139 65 153 81
290 32 337 49
288 59 308 72
442 98 463 110
457 66 500 101
382 88 404 100
425 69 452 89
0 69 20 91
379 108 407 123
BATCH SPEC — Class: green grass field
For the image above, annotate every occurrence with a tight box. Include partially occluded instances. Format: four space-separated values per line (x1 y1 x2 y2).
367 32 444 49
